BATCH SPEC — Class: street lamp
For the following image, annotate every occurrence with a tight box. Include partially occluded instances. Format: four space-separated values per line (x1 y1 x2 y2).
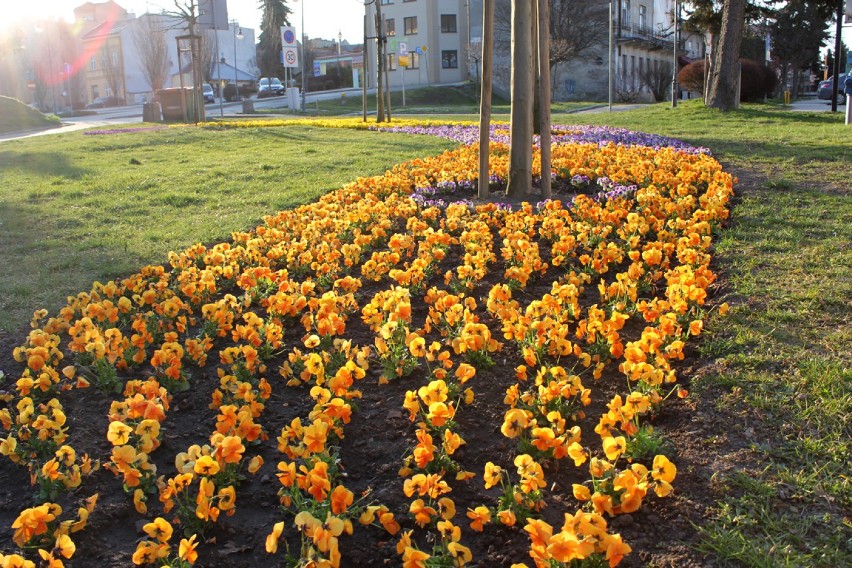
671 0 679 109
293 0 307 111
608 0 613 112
337 30 342 88
231 20 243 101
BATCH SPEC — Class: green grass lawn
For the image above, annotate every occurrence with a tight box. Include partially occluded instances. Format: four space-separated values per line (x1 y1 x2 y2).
0 100 849 566
0 96 61 134
0 124 454 333
258 83 597 116
562 100 851 566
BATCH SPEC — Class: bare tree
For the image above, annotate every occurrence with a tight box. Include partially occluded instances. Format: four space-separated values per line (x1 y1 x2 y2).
548 0 608 70
133 15 170 93
496 0 608 78
200 29 216 82
101 40 126 100
642 60 674 102
614 63 643 102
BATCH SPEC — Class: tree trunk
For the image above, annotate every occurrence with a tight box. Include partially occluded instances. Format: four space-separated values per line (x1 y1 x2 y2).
507 0 534 198
537 0 552 200
706 0 746 111
478 0 494 199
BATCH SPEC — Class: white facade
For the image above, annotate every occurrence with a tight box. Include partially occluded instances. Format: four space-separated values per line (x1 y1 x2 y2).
81 8 257 104
365 0 473 89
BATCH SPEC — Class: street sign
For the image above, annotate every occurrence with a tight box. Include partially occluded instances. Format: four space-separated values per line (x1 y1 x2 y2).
282 47 299 68
422 45 428 52
399 55 410 67
313 61 323 77
281 26 297 46
399 42 408 56
415 46 422 54
352 54 364 69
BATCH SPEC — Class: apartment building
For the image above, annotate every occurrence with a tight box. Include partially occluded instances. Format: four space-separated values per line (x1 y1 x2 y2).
77 1 256 105
365 0 476 89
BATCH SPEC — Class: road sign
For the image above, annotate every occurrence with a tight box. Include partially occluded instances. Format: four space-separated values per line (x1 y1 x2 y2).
399 42 408 56
282 47 299 68
399 55 410 67
352 54 364 69
415 46 422 54
422 45 428 52
281 26 297 46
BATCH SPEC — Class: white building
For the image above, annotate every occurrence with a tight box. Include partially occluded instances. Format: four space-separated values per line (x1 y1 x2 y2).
77 1 256 104
364 0 476 89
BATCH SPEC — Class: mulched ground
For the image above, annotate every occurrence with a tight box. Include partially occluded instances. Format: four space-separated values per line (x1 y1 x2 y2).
0 178 755 567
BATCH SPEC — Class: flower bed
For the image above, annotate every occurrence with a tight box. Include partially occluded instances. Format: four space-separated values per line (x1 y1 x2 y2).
0 120 732 567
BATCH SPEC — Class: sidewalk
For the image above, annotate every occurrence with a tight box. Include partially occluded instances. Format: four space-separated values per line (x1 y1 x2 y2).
0 120 130 143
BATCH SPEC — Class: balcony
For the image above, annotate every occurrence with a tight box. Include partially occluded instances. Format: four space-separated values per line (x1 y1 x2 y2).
618 22 680 52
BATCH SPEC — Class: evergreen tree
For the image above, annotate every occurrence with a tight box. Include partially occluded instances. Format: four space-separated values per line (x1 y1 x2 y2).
258 0 293 78
771 0 831 95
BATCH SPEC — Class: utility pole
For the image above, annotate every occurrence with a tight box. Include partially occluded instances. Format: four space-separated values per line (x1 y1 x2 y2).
363 3 370 122
608 0 613 112
672 0 679 108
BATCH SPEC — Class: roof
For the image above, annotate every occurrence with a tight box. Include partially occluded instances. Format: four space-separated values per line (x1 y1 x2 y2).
83 19 132 40
178 62 255 82
210 63 255 82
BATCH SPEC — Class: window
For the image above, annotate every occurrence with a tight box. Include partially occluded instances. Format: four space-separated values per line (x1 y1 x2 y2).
622 0 631 26
91 85 99 99
387 53 397 71
638 5 646 29
380 0 392 4
441 50 458 69
441 14 457 33
385 18 395 36
89 56 97 71
407 52 420 69
403 0 416 2
404 16 417 35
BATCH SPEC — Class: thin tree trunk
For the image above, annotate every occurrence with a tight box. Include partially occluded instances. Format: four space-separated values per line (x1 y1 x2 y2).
478 0 494 199
707 0 746 110
507 0 533 198
376 2 385 123
537 0 552 200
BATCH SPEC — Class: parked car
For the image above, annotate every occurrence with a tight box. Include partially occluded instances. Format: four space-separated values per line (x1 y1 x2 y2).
202 83 215 104
257 77 285 98
817 74 847 104
85 96 126 109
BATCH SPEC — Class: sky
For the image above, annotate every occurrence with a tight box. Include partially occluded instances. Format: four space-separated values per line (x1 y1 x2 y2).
3 1 851 54
2 0 368 44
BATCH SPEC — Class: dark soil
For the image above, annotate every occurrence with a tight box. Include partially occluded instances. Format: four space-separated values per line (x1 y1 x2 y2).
0 180 753 567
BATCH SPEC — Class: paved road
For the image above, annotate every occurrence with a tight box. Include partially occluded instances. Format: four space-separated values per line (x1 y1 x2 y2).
4 92 848 144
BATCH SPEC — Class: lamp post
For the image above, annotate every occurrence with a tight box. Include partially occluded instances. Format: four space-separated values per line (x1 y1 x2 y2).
608 0 613 112
293 0 307 111
671 0 679 108
231 20 242 101
337 30 342 88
